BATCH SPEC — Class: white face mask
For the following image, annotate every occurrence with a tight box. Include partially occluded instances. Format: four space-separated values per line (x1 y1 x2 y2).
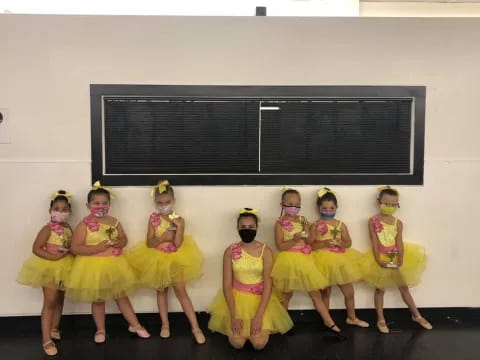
157 204 174 215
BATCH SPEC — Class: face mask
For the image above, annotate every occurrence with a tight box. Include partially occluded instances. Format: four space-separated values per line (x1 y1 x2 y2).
51 211 70 223
283 206 300 216
157 204 174 215
238 229 257 243
320 209 336 219
380 204 397 216
91 206 109 217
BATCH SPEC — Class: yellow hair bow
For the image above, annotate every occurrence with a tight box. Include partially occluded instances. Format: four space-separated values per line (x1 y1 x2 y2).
377 185 398 194
92 180 116 199
239 208 260 216
281 186 292 193
317 187 335 198
51 191 72 203
150 180 170 197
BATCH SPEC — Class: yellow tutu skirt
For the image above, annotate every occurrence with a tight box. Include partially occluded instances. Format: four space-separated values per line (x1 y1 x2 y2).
126 235 203 290
271 251 329 292
17 255 73 291
208 289 293 337
361 242 427 289
312 248 363 286
65 254 136 302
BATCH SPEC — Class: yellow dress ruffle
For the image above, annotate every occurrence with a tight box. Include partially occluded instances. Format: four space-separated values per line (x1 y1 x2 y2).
65 254 137 302
208 289 293 337
312 248 363 286
65 217 137 302
17 255 73 291
271 251 329 292
209 243 293 337
17 223 73 291
272 217 329 292
312 220 363 286
361 242 427 289
126 235 203 290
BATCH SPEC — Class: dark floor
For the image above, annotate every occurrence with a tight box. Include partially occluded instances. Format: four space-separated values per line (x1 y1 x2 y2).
0 309 478 360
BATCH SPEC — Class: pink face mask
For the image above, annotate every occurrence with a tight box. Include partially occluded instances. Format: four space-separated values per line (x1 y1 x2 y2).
283 206 301 216
51 211 70 223
90 206 109 217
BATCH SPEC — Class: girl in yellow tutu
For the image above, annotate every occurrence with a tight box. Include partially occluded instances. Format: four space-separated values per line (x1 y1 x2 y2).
127 180 205 344
309 187 368 328
17 190 74 356
362 186 432 334
66 181 150 343
208 208 293 350
271 187 344 336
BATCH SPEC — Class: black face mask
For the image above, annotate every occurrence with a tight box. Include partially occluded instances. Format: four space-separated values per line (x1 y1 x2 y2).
238 229 257 243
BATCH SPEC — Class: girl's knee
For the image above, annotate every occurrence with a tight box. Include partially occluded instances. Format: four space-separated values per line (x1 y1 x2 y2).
321 286 332 293
157 288 168 295
229 336 247 349
250 334 269 350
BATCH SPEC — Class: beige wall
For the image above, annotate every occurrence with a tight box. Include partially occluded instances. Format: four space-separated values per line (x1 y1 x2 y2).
1 15 479 315
361 1 480 16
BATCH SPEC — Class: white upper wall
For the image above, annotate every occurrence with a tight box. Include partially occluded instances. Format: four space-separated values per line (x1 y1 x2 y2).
361 1 480 16
0 0 359 16
1 15 479 315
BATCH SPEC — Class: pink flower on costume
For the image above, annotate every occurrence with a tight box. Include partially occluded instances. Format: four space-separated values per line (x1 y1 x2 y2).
250 283 264 295
372 216 383 233
316 220 328 235
231 244 242 260
48 222 64 236
278 217 294 232
163 243 178 253
150 213 161 228
328 246 345 254
83 216 99 232
112 248 123 256
301 244 312 254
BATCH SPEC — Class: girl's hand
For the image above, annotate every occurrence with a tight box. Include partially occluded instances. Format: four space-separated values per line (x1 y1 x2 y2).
170 216 185 229
52 251 68 260
376 258 388 268
293 233 303 242
335 239 346 248
106 237 121 248
97 240 112 251
251 315 263 336
109 239 122 248
231 318 243 336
